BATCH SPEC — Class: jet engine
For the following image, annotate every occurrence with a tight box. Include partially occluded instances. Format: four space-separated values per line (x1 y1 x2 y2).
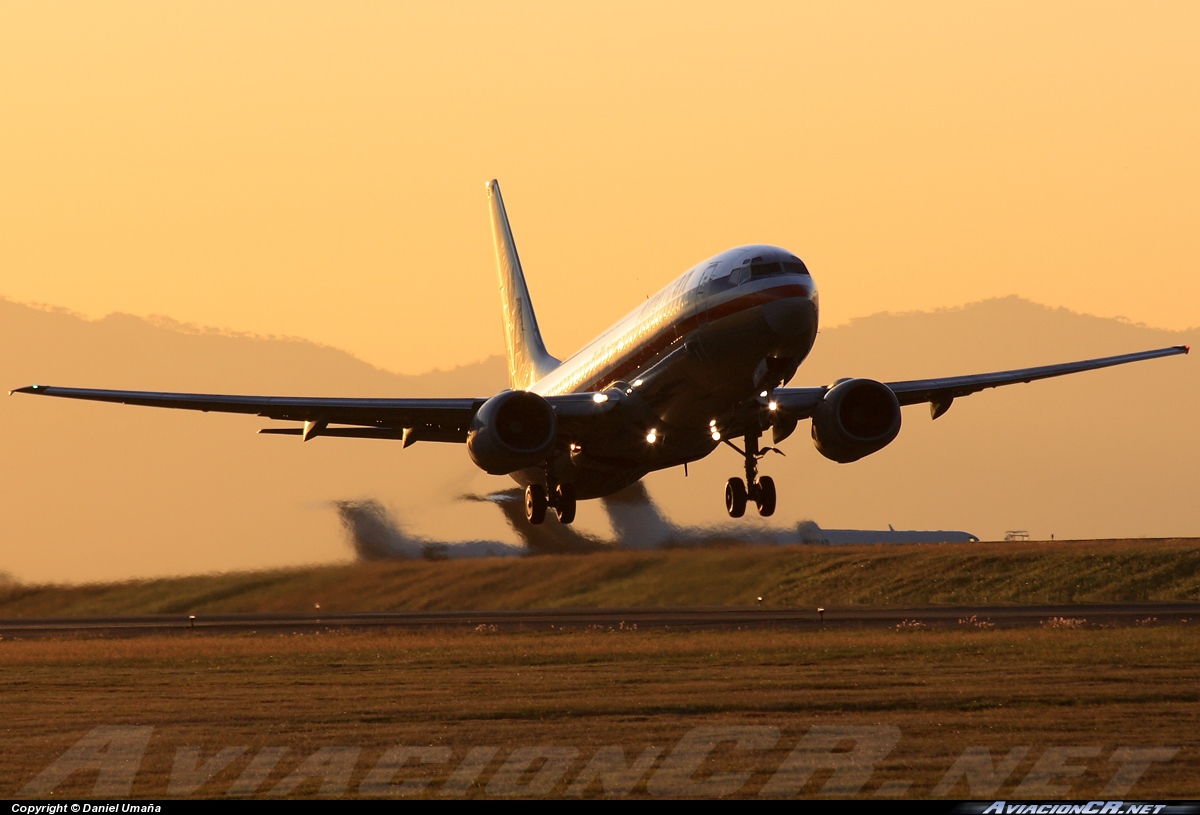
467 390 558 475
811 378 902 463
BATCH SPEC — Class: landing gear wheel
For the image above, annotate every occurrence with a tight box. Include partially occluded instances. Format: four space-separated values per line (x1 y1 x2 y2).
525 484 548 525
725 477 748 518
755 475 776 517
554 483 577 524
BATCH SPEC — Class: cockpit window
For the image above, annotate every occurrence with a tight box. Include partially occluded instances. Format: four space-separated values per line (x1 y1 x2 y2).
731 259 809 284
750 260 809 279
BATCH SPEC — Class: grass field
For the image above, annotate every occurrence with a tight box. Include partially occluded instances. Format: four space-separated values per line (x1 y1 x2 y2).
3 625 1197 798
2 538 1199 617
4 540 1197 799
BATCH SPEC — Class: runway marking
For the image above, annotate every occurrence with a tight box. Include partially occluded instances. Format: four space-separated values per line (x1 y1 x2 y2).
1 603 1195 637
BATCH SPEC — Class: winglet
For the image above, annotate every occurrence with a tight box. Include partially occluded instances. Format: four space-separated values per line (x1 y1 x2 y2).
11 385 41 395
485 180 561 390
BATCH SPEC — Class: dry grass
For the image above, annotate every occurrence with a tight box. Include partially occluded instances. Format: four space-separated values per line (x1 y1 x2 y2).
1 625 1197 798
2 538 1199 617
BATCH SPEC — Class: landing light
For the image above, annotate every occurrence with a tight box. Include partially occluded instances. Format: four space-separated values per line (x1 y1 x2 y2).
768 400 777 412
633 379 643 387
711 431 721 441
708 419 717 427
593 393 608 403
759 390 768 398
646 430 658 444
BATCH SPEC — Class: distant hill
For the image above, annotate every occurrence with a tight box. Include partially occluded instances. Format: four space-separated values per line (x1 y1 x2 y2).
0 296 1194 583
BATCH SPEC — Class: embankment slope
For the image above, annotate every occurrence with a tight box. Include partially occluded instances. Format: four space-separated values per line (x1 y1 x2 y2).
2 538 1197 616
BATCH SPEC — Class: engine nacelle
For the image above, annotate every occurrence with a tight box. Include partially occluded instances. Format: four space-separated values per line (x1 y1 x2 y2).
467 390 558 475
811 378 902 463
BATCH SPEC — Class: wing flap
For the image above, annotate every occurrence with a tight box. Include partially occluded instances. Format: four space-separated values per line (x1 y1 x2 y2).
769 345 1188 422
11 385 482 441
10 384 628 445
886 345 1189 408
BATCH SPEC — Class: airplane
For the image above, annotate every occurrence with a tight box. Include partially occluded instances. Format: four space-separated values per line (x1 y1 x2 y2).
12 180 1190 526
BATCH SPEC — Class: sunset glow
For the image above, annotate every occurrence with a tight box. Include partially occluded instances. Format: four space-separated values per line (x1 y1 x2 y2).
1 2 1196 374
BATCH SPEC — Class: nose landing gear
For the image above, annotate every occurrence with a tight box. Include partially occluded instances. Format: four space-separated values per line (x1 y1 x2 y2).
723 432 780 518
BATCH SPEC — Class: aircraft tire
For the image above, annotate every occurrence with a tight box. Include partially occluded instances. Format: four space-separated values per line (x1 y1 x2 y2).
755 476 777 517
555 484 577 524
725 477 748 518
526 484 548 525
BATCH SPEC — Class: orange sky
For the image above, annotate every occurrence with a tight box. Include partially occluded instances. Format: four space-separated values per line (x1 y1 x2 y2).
1 1 1197 375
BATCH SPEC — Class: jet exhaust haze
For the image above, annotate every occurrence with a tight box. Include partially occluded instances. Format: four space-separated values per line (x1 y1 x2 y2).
333 482 979 561
332 500 524 560
332 483 786 560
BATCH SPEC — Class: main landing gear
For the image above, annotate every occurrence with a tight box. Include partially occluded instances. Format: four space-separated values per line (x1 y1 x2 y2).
724 432 778 518
525 481 577 525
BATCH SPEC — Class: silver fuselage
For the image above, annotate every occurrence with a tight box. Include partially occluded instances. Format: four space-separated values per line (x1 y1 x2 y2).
523 244 819 498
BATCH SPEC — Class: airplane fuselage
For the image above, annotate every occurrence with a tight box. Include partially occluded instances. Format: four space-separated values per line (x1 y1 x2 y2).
524 245 819 498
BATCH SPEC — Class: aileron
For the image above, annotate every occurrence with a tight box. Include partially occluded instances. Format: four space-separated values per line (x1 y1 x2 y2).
12 385 480 442
886 345 1189 413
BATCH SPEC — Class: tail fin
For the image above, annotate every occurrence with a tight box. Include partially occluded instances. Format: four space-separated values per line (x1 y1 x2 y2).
486 180 560 390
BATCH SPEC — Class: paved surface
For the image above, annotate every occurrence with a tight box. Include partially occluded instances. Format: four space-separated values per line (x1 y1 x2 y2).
0 602 1196 637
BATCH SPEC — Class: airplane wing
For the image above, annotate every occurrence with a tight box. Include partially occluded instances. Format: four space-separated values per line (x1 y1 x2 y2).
8 385 621 445
9 385 482 444
773 345 1190 420
12 345 1189 441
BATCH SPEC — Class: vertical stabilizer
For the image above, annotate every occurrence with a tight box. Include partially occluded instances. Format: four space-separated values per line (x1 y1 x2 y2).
486 180 560 390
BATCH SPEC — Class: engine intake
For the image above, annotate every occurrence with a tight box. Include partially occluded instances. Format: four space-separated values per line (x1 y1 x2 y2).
467 390 557 475
811 378 902 463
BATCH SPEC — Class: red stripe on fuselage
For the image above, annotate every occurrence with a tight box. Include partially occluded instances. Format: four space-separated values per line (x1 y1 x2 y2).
573 283 811 393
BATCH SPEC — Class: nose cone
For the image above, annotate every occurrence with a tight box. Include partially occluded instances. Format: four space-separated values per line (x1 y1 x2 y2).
762 288 818 356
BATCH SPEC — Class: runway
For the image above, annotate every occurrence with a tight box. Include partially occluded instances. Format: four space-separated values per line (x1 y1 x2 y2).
0 602 1196 637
